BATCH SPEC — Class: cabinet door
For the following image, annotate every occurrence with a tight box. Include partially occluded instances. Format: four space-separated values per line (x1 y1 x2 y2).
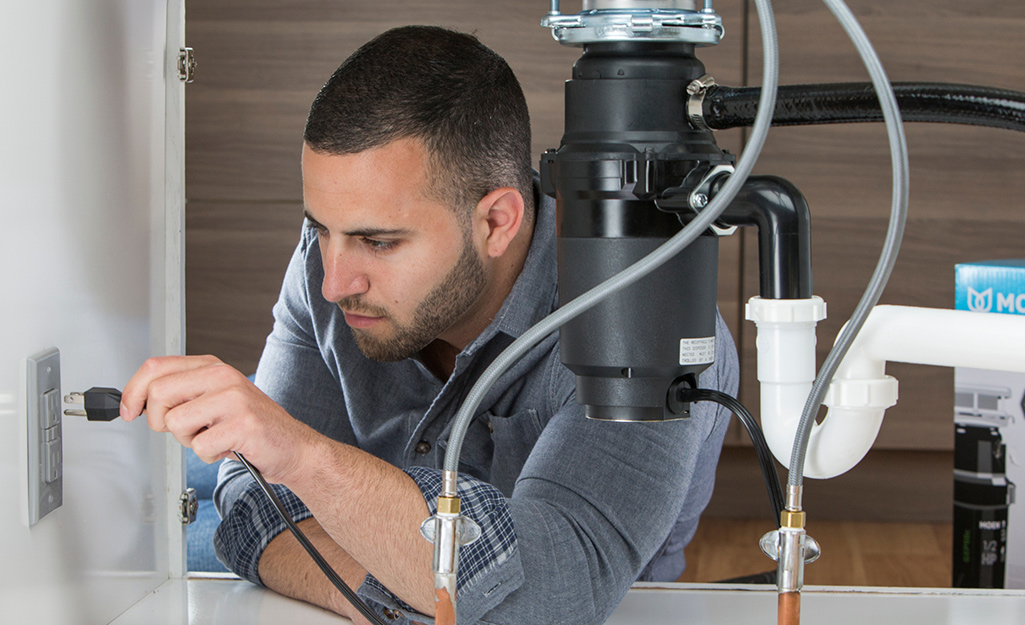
0 0 186 622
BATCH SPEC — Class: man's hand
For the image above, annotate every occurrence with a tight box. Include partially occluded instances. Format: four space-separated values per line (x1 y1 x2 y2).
120 355 320 486
123 355 435 615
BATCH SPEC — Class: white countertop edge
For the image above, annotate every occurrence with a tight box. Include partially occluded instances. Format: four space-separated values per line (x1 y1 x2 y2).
629 581 1025 598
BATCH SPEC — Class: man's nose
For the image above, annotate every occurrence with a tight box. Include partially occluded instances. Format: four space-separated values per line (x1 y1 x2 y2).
321 248 370 303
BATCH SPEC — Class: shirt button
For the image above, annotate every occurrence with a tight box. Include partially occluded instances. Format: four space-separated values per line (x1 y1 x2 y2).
415 440 431 454
382 608 399 619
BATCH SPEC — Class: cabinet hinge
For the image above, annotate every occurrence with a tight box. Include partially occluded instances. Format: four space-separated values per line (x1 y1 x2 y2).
179 487 198 525
177 47 196 83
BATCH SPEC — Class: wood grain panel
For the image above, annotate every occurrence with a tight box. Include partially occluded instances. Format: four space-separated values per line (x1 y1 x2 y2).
185 16 577 201
748 1 1025 88
186 0 747 201
187 0 749 85
185 201 305 373
187 90 308 202
705 446 953 522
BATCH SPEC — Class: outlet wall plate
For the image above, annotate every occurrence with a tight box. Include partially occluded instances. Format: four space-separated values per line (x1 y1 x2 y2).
27 348 62 525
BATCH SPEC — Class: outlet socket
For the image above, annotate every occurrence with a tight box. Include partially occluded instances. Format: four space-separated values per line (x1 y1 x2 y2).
27 348 62 525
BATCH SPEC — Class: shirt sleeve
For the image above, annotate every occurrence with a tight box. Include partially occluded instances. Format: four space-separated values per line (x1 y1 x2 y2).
356 467 524 625
213 460 313 584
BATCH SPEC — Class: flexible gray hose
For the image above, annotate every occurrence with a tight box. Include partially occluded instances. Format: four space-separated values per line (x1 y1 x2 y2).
786 0 909 488
443 0 781 477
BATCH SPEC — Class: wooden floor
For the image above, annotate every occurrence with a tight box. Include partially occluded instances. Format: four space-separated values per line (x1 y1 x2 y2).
677 519 953 588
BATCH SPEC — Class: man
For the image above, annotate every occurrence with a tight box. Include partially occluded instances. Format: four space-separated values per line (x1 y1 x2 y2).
122 26 737 624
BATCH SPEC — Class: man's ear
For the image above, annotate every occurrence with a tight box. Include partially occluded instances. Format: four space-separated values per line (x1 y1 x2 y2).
474 187 525 259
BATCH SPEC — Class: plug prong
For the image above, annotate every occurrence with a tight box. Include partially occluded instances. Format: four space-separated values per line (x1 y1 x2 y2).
64 392 86 417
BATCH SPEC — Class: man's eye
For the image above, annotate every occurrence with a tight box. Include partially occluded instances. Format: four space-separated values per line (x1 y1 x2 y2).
362 238 397 251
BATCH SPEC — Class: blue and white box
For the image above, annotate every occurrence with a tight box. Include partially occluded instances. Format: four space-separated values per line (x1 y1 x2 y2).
954 260 1025 589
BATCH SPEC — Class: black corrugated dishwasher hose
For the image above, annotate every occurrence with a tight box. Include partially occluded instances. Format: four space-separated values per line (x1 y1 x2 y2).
702 82 1025 133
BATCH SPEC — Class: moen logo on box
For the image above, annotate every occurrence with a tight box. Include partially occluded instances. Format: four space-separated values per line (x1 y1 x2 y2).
966 287 1025 314
956 260 1025 316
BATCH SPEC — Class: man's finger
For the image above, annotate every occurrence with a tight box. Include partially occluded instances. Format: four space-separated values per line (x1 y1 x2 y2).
142 361 244 433
120 354 223 422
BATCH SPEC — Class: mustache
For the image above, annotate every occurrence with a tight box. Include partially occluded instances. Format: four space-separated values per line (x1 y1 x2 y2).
336 297 389 318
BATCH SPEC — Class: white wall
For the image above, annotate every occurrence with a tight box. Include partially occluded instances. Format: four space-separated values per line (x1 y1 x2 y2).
0 1 184 623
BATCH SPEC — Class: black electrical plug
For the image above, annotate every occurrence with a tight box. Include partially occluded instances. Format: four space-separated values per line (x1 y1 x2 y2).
64 387 123 421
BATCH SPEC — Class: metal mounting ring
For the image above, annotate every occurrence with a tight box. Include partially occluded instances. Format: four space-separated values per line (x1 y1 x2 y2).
759 530 822 564
419 514 483 547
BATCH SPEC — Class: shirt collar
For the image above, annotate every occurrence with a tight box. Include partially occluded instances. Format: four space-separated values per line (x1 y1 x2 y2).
461 176 558 357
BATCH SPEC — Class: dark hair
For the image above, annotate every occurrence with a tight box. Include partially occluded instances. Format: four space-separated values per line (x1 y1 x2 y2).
304 26 533 221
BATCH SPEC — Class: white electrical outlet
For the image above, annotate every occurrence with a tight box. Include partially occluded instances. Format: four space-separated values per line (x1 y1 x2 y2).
27 348 62 525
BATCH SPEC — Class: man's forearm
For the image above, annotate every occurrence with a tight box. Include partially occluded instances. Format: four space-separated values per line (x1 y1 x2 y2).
258 516 370 622
285 438 436 614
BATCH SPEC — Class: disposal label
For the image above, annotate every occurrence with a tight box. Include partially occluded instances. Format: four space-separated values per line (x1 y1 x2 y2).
680 337 716 365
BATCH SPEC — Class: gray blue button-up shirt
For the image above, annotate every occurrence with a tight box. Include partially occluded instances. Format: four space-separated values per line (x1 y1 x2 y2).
213 183 738 624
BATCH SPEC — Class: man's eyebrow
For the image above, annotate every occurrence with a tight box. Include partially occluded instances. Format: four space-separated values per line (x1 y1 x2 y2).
302 210 412 238
344 227 413 238
303 210 327 230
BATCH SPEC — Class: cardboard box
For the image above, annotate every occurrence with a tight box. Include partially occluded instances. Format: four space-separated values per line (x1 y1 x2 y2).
954 260 1025 589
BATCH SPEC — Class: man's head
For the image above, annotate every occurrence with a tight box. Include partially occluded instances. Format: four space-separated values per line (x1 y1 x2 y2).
301 27 534 364
304 25 533 223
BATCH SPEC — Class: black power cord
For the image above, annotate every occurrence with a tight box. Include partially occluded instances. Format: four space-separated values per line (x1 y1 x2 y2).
676 388 786 525
233 452 392 625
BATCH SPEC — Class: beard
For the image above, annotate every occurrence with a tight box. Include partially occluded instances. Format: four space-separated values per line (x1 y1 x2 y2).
339 233 487 362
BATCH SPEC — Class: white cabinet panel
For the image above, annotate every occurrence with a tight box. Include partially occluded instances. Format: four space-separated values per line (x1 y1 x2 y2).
0 0 184 623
